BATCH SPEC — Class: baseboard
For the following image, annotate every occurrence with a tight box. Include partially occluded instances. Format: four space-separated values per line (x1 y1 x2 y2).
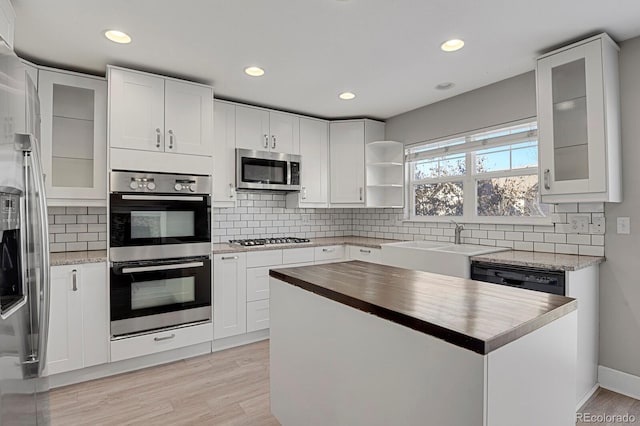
576 383 600 410
598 365 640 400
212 329 269 352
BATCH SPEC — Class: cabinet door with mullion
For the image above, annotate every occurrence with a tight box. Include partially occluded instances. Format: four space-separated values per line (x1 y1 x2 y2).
39 69 107 201
537 39 606 196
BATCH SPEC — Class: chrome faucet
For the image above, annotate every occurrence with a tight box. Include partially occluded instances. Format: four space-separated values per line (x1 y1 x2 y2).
451 220 464 245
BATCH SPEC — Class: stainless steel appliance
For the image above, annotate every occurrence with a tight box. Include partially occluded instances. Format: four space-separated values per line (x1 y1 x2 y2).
109 171 212 262
236 148 301 191
470 262 565 295
229 237 310 247
0 41 50 425
110 256 211 337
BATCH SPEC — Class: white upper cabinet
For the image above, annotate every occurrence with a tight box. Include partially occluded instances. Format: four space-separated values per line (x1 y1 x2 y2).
108 66 213 157
39 68 107 204
330 119 385 206
213 100 237 207
0 0 15 49
235 105 298 154
536 33 621 203
287 117 329 208
164 80 213 156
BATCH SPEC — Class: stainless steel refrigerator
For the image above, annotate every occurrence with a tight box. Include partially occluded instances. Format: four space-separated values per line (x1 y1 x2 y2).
0 39 51 425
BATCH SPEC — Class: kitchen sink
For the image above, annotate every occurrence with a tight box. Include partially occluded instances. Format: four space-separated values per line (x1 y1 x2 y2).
380 242 509 278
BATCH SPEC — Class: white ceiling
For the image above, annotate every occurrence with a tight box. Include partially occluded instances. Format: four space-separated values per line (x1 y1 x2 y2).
11 0 640 120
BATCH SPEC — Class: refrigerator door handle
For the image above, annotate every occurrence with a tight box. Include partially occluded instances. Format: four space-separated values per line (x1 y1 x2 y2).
17 132 51 375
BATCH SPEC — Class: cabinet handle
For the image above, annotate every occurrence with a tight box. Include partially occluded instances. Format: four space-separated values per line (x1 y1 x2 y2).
229 183 235 198
168 129 174 149
272 135 276 149
221 256 239 260
155 128 161 148
154 334 175 342
302 186 307 200
322 248 335 253
360 249 371 254
544 169 551 190
264 134 269 149
72 269 78 291
359 187 363 201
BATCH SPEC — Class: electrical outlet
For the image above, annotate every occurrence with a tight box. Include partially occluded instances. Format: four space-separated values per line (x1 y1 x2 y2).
569 215 589 233
617 217 631 234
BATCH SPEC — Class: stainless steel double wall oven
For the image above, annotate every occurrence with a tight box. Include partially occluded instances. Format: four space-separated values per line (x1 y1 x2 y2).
109 171 212 337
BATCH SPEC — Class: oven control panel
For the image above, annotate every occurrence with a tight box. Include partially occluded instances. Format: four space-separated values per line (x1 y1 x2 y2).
110 171 212 194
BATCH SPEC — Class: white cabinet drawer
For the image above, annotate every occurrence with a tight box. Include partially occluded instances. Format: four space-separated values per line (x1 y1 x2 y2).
246 249 283 267
246 266 270 302
110 322 213 362
348 245 382 264
282 247 315 264
314 245 345 263
247 300 270 333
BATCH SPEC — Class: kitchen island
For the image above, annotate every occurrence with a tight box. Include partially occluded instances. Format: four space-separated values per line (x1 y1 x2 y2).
269 261 578 426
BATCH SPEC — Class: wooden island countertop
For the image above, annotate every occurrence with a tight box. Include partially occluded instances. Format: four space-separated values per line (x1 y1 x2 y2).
270 260 577 354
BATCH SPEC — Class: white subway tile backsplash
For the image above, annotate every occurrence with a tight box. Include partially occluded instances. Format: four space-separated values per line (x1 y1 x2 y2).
48 207 108 252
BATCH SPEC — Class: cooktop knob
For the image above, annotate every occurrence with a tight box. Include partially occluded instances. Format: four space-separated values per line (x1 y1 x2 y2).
174 183 183 191
189 184 196 192
129 181 139 190
147 182 156 191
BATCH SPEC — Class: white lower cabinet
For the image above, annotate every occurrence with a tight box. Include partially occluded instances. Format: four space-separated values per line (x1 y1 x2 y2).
314 245 346 263
247 300 270 333
213 253 247 339
348 245 382 264
47 263 108 375
110 322 213 362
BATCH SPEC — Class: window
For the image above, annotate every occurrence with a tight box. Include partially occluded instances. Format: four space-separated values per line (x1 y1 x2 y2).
406 121 550 223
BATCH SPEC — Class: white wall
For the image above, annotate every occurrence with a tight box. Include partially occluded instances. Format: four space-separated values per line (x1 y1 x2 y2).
599 36 640 377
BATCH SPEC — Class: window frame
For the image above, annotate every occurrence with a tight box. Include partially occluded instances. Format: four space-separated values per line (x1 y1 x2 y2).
405 119 552 225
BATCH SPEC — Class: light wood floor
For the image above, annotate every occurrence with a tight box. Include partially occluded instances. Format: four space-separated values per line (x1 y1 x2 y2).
49 339 639 425
48 340 279 425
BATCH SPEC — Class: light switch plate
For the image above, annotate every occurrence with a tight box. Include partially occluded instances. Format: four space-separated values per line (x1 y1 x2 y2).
617 217 631 234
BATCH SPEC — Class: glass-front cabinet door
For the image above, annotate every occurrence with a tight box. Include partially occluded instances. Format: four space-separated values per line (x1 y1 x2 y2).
39 69 107 204
536 34 621 202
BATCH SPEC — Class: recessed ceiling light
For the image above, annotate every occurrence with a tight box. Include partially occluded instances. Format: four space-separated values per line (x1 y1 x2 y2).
435 82 455 90
440 39 464 52
244 66 265 77
104 30 131 44
339 92 356 100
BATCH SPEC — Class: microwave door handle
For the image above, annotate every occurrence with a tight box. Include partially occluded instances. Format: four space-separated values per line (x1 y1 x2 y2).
121 261 205 274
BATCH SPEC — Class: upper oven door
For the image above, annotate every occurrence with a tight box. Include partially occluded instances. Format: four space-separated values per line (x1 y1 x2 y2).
110 193 211 261
236 148 301 191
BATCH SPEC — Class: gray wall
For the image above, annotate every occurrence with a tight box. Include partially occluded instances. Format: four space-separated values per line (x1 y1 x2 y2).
385 38 640 379
385 71 536 144
600 36 640 377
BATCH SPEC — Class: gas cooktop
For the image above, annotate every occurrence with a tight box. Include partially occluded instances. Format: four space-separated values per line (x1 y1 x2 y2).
228 237 311 247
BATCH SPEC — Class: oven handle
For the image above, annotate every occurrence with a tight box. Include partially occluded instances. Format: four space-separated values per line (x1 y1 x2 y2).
121 195 205 201
120 261 205 274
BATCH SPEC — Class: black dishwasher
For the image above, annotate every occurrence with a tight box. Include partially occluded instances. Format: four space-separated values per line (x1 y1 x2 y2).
470 262 565 295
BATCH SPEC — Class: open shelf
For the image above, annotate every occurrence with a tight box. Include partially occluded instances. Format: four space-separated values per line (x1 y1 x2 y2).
365 140 404 208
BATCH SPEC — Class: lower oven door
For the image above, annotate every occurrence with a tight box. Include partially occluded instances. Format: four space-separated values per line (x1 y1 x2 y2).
110 256 212 337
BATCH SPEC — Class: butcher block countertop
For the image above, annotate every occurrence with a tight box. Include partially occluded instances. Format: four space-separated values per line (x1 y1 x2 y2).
270 260 577 354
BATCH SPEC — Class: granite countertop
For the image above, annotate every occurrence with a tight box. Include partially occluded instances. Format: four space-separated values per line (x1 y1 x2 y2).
212 236 400 254
270 261 577 354
470 250 605 271
50 250 108 266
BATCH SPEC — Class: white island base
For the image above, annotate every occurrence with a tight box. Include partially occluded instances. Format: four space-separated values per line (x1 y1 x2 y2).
270 278 577 426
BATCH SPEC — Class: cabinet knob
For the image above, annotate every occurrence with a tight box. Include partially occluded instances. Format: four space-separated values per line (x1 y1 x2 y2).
302 186 307 200
264 134 269 149
272 135 276 150
72 269 78 292
359 187 363 201
229 183 235 198
155 128 161 149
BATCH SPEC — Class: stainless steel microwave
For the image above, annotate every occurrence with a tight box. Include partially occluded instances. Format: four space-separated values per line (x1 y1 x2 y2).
236 149 301 191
